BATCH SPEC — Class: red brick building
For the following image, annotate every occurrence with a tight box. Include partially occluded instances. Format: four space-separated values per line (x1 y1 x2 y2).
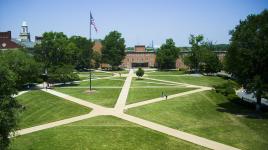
121 45 156 68
92 42 226 69
0 31 21 50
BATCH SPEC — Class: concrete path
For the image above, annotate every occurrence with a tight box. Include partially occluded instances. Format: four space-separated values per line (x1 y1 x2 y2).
13 112 99 137
13 72 241 150
13 90 29 97
59 86 185 89
41 89 105 110
125 87 212 109
114 69 133 113
133 80 179 86
117 113 239 150
143 77 208 88
236 88 268 106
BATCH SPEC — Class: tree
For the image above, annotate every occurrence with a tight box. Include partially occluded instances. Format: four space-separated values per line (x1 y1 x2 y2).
0 63 20 150
200 42 222 73
34 32 80 83
48 65 79 84
69 36 93 70
101 31 126 69
156 38 180 70
225 10 268 111
136 68 144 78
0 50 41 89
184 34 204 72
34 32 69 68
184 35 222 73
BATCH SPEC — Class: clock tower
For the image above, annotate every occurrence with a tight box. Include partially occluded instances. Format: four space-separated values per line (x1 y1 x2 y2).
19 21 31 42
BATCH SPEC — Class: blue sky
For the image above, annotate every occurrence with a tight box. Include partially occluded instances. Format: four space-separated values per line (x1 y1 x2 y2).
0 0 268 47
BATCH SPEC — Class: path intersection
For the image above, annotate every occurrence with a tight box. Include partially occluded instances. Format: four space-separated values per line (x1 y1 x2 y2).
14 69 239 150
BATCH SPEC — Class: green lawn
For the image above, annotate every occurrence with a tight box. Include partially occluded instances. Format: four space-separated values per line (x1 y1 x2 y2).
147 75 236 87
127 87 197 104
78 77 125 87
127 91 268 150
131 77 179 87
145 70 185 75
78 71 114 80
109 70 129 74
16 90 91 129
55 88 122 107
10 116 206 150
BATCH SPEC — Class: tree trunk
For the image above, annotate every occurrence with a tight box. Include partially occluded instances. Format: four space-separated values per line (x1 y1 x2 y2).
256 94 261 112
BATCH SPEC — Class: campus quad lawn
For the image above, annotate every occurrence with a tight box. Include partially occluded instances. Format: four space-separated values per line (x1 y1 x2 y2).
55 88 122 107
10 116 206 150
127 91 268 150
145 70 185 75
147 75 236 87
127 78 196 104
78 71 113 80
78 77 125 87
16 90 91 129
131 77 179 87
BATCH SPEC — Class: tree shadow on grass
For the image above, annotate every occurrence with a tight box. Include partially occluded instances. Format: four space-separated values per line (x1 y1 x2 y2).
216 98 268 120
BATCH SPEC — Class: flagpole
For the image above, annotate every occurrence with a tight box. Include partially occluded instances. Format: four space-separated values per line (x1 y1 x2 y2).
90 13 92 40
89 11 92 91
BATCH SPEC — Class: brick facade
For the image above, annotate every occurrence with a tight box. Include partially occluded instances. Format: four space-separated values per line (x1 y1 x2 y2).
92 42 226 69
121 45 156 68
0 31 21 49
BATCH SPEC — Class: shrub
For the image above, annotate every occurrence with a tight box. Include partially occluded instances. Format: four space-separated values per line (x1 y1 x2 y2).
136 68 144 78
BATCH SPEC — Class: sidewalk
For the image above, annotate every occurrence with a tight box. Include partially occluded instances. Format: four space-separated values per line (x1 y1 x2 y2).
114 69 133 112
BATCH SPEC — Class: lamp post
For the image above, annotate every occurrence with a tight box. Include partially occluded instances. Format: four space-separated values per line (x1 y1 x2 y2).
89 68 92 91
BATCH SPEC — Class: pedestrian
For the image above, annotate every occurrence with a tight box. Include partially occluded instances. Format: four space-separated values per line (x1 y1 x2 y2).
165 95 168 100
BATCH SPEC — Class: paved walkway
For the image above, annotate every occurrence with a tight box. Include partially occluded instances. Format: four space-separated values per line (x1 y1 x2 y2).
13 112 100 137
13 71 240 150
143 77 209 89
236 88 268 106
114 69 133 113
117 113 239 150
125 87 212 109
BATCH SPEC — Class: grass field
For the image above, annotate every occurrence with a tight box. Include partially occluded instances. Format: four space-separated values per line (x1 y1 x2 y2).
78 71 114 80
78 77 125 87
10 116 206 150
55 88 122 107
147 75 236 87
16 90 91 129
127 87 196 104
131 77 178 87
127 91 268 150
145 70 185 75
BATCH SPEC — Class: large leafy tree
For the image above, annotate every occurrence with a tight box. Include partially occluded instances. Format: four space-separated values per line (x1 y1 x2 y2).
0 63 20 150
200 42 222 73
69 36 93 70
184 34 204 72
156 38 180 70
184 35 222 73
225 10 268 111
0 50 41 88
101 31 126 69
34 32 79 83
34 32 69 68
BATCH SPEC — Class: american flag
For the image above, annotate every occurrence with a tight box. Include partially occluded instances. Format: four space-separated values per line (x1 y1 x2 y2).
90 12 98 32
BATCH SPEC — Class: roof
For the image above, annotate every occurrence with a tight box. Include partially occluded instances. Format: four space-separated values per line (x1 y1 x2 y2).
12 38 36 48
